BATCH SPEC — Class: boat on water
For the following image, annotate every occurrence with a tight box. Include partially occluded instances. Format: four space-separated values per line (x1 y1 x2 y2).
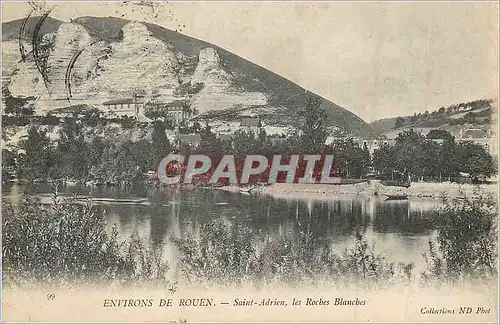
239 187 254 194
75 197 149 204
384 194 408 200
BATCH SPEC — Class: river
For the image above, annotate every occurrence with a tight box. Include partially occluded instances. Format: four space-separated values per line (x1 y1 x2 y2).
2 183 442 272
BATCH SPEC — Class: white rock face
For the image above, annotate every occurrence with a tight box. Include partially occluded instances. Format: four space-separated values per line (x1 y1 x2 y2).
4 22 269 116
1 41 21 82
7 23 107 109
47 23 103 99
191 47 230 88
86 21 181 99
8 55 47 99
190 47 267 114
53 23 93 49
7 34 56 100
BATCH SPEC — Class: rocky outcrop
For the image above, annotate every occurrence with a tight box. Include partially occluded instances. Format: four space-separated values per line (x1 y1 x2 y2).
191 47 231 88
8 51 47 99
7 33 56 100
47 23 107 100
190 47 267 114
7 23 108 108
2 16 375 137
86 21 181 99
4 23 275 118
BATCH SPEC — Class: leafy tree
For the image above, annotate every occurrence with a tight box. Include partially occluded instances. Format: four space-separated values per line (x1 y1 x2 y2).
393 129 426 181
264 132 302 156
127 140 153 173
232 129 261 155
373 143 396 178
17 125 59 181
150 121 171 167
299 96 327 153
57 114 89 180
426 129 455 141
456 141 496 179
327 139 370 178
197 125 223 155
372 127 497 182
86 136 106 178
2 86 35 117
2 149 16 169
2 149 17 182
423 197 497 282
92 141 144 186
437 140 459 180
421 140 440 177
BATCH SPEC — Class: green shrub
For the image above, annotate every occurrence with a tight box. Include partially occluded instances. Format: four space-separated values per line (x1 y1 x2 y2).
421 195 497 285
171 220 413 288
2 194 176 291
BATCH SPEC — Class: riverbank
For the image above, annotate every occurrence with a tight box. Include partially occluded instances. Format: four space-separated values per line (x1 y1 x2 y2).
215 181 498 200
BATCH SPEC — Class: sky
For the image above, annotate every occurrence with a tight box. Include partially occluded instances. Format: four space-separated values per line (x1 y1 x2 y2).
2 1 499 123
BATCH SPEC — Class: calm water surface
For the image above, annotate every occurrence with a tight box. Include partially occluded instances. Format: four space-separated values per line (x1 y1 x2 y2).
2 183 442 271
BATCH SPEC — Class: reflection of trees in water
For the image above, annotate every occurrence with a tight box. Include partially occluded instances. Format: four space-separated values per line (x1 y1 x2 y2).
143 191 438 250
99 204 152 245
149 205 170 245
372 201 431 233
210 195 372 244
22 185 434 249
4 185 438 268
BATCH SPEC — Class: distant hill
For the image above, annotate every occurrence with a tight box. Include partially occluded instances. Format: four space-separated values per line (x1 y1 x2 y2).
368 116 406 136
369 99 494 137
2 16 374 137
2 16 63 42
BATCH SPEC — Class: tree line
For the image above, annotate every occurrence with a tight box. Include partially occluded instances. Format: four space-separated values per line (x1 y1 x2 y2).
394 98 493 129
373 129 496 182
2 97 496 186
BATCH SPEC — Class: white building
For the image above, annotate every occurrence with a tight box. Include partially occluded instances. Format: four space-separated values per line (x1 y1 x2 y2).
101 96 143 119
240 116 261 135
144 100 191 124
458 128 495 154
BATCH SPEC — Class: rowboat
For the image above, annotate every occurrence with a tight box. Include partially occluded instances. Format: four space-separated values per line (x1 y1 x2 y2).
384 194 408 200
239 187 255 194
75 197 149 204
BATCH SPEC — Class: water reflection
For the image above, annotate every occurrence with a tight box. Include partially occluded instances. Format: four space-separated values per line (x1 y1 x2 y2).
2 184 442 270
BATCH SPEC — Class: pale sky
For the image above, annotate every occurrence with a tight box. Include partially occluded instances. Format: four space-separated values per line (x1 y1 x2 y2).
2 1 499 122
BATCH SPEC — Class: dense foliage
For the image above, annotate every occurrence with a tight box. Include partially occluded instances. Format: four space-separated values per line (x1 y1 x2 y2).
171 221 413 288
373 129 496 181
395 99 493 128
2 95 496 185
2 194 176 290
422 196 497 285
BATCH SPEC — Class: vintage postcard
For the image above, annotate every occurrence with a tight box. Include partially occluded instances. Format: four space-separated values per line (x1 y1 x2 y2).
1 1 499 322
